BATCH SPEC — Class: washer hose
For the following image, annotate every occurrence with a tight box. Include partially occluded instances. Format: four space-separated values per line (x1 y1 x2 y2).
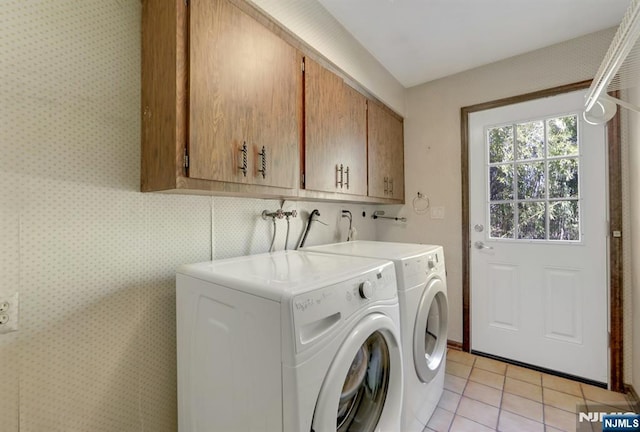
297 209 320 249
269 217 277 252
284 216 291 250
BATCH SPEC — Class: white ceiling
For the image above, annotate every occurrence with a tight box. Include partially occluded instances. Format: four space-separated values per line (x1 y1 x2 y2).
317 0 631 88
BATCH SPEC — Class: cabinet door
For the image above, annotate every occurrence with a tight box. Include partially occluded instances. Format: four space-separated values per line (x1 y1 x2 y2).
304 58 367 195
340 84 368 196
189 0 300 189
368 101 404 200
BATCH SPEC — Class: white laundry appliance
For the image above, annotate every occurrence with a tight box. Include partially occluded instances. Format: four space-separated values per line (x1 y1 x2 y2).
176 250 404 432
304 241 449 432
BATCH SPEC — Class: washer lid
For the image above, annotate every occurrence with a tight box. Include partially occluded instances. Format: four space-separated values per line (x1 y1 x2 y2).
177 250 393 302
305 240 442 262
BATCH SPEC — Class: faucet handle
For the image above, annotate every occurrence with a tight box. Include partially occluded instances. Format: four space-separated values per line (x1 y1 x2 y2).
261 209 285 220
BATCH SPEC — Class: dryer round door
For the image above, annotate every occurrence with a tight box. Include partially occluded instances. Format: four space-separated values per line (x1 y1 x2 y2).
414 276 449 383
312 313 403 432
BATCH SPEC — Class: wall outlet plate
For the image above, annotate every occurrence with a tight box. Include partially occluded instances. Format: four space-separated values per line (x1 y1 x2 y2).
430 206 445 219
0 293 19 334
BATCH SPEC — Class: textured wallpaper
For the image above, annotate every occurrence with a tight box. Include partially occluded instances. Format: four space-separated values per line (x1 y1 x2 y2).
0 1 382 430
212 197 378 260
0 1 211 430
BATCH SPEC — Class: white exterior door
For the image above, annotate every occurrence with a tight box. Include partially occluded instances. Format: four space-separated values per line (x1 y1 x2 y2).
469 90 608 383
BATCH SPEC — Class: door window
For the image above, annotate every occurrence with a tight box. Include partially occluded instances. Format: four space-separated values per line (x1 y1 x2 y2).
488 115 581 241
337 332 389 432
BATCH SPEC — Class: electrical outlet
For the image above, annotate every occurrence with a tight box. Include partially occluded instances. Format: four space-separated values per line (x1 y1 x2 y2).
0 293 19 334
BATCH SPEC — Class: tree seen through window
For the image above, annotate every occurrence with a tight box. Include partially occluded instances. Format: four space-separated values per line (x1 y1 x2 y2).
487 115 580 241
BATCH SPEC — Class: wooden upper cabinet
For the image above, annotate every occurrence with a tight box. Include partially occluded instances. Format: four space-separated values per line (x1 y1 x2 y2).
304 58 367 196
368 100 404 200
141 0 404 203
188 0 301 189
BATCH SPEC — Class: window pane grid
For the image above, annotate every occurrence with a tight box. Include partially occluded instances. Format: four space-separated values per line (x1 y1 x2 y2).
488 154 579 166
486 114 581 242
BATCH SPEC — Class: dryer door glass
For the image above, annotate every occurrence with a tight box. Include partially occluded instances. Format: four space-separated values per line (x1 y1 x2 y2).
425 294 442 358
337 331 390 432
414 278 449 383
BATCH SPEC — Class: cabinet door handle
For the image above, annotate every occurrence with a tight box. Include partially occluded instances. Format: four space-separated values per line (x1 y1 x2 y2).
238 142 248 177
384 176 388 194
336 164 344 188
389 177 393 196
258 146 266 179
345 166 350 190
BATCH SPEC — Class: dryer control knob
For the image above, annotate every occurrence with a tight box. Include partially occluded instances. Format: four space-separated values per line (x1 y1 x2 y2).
427 257 436 270
359 281 374 299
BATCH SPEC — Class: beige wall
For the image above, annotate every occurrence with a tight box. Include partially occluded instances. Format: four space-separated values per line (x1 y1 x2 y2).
629 85 640 391
375 27 635 377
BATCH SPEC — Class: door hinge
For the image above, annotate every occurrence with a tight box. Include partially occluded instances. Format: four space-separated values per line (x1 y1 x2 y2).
608 331 611 347
612 230 622 238
301 58 305 72
183 148 189 169
184 0 188 6
301 173 305 188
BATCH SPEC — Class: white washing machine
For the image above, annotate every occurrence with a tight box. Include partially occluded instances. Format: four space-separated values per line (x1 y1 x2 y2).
176 250 404 432
304 241 449 432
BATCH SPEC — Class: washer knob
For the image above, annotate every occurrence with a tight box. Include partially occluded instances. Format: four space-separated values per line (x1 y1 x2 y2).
359 280 373 299
427 257 436 270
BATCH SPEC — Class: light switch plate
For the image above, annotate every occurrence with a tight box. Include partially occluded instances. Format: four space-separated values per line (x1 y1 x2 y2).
430 206 445 219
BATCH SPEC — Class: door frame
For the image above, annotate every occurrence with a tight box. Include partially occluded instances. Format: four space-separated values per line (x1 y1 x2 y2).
460 81 624 391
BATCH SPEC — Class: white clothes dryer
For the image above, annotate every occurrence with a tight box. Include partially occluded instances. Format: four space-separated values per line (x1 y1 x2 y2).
304 241 449 432
176 250 404 432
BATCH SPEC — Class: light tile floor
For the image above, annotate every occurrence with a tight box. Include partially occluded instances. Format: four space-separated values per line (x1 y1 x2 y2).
424 349 637 432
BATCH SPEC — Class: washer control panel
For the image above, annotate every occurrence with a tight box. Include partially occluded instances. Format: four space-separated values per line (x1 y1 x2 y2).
403 247 445 288
292 263 397 353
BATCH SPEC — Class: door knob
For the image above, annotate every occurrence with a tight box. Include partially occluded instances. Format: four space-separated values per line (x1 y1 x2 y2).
474 241 493 250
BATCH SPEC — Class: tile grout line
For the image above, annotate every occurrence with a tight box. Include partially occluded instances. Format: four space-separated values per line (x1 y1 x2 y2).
497 365 506 432
541 384 547 430
457 360 507 431
446 355 630 432
447 355 475 432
